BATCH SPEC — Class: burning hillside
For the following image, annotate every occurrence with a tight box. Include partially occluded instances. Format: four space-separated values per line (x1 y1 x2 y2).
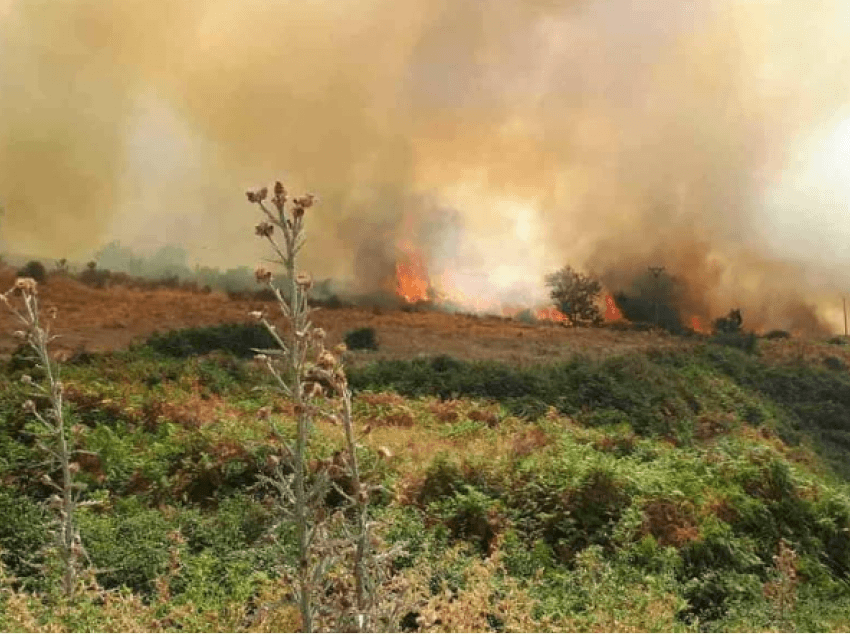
1 1 849 335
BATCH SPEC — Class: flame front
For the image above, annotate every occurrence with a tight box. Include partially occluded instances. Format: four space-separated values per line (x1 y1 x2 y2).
605 295 623 321
395 244 431 303
395 243 604 325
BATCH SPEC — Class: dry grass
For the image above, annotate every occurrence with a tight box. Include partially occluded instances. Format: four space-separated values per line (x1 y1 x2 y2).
0 266 697 365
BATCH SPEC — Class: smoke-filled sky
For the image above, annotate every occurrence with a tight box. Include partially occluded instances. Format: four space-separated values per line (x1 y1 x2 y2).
1 0 850 332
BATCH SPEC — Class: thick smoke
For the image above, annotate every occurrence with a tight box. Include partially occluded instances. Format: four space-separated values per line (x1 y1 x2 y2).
1 0 849 332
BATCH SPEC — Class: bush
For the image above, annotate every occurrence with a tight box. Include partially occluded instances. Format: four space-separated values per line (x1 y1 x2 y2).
545 265 602 326
713 309 743 334
144 323 276 358
763 330 791 340
78 262 111 289
344 326 378 351
79 501 177 595
823 356 847 372
710 331 758 354
0 488 49 581
350 354 697 439
16 260 46 283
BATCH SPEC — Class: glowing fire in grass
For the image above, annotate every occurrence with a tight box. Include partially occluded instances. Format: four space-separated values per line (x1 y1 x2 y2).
534 306 569 322
395 244 430 303
393 243 571 323
605 295 623 321
690 315 710 333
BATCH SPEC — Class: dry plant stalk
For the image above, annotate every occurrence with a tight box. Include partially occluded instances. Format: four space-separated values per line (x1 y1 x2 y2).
763 538 798 626
247 181 377 631
1 277 84 598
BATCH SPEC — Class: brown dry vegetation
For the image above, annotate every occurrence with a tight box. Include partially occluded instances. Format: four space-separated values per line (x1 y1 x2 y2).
2 268 842 368
0 267 700 363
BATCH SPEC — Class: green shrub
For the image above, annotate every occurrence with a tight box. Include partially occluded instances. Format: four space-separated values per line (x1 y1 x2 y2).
709 331 758 354
763 330 791 340
680 569 763 625
349 354 698 439
344 326 378 351
144 323 276 358
823 356 847 372
16 260 47 283
79 500 177 595
0 488 49 581
429 485 504 554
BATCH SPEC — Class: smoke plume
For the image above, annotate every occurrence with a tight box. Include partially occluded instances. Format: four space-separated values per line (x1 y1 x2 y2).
1 0 849 333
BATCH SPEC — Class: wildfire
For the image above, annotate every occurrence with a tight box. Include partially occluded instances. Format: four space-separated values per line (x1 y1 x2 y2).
395 244 430 303
690 315 708 333
535 306 569 322
393 244 598 325
605 295 623 321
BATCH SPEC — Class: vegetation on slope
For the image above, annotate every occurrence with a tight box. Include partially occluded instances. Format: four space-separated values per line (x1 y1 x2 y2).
1 328 850 631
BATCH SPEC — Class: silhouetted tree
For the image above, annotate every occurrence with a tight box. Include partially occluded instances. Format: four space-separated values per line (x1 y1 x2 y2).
545 265 602 327
17 260 46 283
713 308 743 334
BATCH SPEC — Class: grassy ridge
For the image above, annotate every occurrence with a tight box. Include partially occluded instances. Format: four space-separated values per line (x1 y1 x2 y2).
1 331 850 631
348 346 850 479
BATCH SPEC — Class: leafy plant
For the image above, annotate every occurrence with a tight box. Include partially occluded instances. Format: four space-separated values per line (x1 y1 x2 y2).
545 265 602 327
1 277 85 597
344 326 378 351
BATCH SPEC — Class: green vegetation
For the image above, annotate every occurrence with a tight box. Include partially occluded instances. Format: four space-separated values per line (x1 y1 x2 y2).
143 323 276 358
2 333 850 631
344 326 378 351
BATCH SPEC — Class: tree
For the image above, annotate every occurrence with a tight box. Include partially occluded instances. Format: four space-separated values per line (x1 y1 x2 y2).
713 308 743 334
545 265 602 327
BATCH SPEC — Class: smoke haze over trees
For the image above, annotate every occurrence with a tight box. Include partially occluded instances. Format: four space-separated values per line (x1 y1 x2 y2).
0 0 849 332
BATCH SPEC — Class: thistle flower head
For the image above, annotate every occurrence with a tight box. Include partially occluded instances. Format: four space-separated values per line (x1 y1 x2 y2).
254 265 273 284
294 194 315 209
295 272 312 290
255 221 274 238
317 350 336 369
246 187 268 203
274 181 286 198
14 277 37 295
303 382 325 399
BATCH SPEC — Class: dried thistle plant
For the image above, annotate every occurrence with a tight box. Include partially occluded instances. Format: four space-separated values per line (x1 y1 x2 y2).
247 181 398 632
1 278 86 598
763 538 799 627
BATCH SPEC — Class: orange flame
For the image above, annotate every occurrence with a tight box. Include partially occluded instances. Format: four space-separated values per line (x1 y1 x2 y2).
535 306 569 322
605 294 623 321
690 315 708 333
394 245 612 326
395 244 430 303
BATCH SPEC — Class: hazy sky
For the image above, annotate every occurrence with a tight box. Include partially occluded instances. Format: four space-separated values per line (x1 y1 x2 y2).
1 0 850 330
